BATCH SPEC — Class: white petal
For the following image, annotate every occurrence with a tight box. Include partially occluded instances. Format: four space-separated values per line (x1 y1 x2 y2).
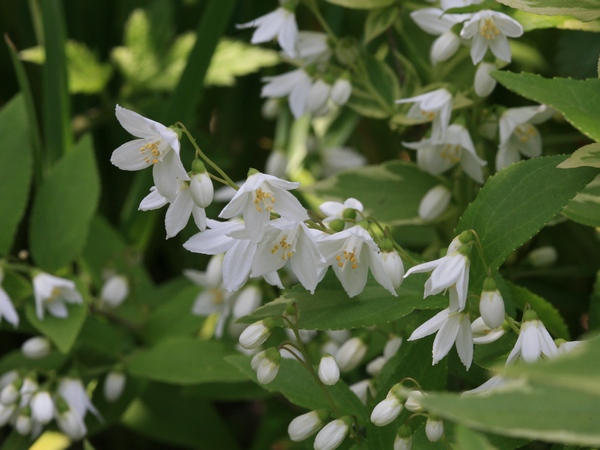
278 12 299 57
47 301 69 318
0 289 19 327
521 322 541 363
409 308 450 341
222 240 257 292
111 139 152 171
153 151 187 201
165 190 193 238
488 34 512 62
432 313 460 364
192 206 207 231
455 315 473 369
139 187 168 211
115 105 157 139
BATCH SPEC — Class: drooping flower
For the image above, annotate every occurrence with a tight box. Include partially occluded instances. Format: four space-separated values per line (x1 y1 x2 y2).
307 79 332 116
418 185 452 221
288 410 327 442
0 270 19 327
474 62 497 97
111 105 187 201
335 336 367 372
189 168 214 209
425 417 444 442
330 78 352 105
254 348 281 384
349 379 376 405
371 384 404 426
471 316 505 344
294 31 331 64
314 417 352 450
506 310 557 365
479 277 505 329
21 336 51 359
219 171 308 242
379 250 405 290
236 2 298 57
496 104 553 171
396 88 453 141
239 318 275 350
100 274 129 308
57 377 101 422
32 273 83 320
403 124 487 184
460 10 523 64
394 424 413 450
261 69 313 119
30 391 54 424
318 354 340 386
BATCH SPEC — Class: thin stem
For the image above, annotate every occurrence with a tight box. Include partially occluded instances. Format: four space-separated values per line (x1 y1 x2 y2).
505 314 521 335
302 0 339 45
467 229 491 276
207 173 229 186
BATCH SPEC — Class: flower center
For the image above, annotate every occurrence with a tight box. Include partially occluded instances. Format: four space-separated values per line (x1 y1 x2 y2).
479 18 500 41
139 141 163 165
270 235 294 260
49 287 61 302
209 287 224 305
514 123 536 142
420 110 436 121
253 187 275 213
441 144 461 164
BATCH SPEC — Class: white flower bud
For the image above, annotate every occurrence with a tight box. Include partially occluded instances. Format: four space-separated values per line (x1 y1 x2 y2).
394 435 412 450
307 79 332 115
349 379 376 405
330 78 352 105
190 172 214 208
255 348 280 384
528 246 558 267
370 391 403 426
265 151 288 179
471 316 505 344
0 402 16 425
1 382 20 405
431 30 461 64
366 356 386 377
383 336 403 360
334 337 367 372
15 411 32 435
287 410 326 442
239 319 273 349
380 251 404 290
103 371 126 402
418 185 451 221
474 62 497 97
318 354 340 385
21 336 51 359
261 97 280 120
56 407 87 440
404 390 425 413
479 289 505 329
425 418 444 442
314 417 351 450
100 275 129 307
31 391 54 424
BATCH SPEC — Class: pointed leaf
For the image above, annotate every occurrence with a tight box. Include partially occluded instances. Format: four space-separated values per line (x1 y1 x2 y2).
496 0 600 22
25 301 87 354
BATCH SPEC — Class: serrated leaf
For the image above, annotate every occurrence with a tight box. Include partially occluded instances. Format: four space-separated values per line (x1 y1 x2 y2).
364 6 399 43
303 160 441 226
558 143 600 169
456 156 598 290
29 134 100 271
493 72 600 142
226 355 370 422
324 0 395 9
0 95 32 256
238 271 446 330
126 337 247 384
511 9 600 32
25 301 87 354
496 0 600 22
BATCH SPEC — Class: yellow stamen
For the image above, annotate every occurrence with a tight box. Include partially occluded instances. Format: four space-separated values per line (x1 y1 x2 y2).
480 18 500 41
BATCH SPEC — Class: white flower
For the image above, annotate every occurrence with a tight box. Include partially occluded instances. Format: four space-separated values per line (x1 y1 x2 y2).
319 198 363 226
394 434 412 450
237 4 298 57
335 336 367 372
251 218 327 294
404 390 425 413
321 147 367 178
496 105 553 171
111 105 186 201
557 340 584 355
239 319 274 350
307 79 332 116
411 8 470 37
371 387 404 426
330 78 352 105
57 377 101 421
103 371 126 402
474 62 497 97
528 246 558 267
431 30 462 64
318 354 340 385
366 356 386 377
0 402 16 426
419 185 452 221
404 236 471 312
30 391 54 424
219 172 308 242
404 124 487 184
229 285 263 338
384 336 403 360
425 418 444 442
460 10 523 64
380 251 405 290
32 273 82 320
0 381 20 405
55 401 87 440
409 308 474 369
396 88 453 141
349 379 375 405
479 278 505 329
288 410 327 442
314 417 351 450
100 274 129 307
261 69 312 119
22 336 51 359
294 31 331 64
319 226 397 297
189 171 214 209
506 313 557 365
0 270 19 327
471 316 505 344
15 412 32 436
256 351 280 384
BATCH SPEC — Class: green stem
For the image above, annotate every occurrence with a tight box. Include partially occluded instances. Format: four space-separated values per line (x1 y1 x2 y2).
467 229 491 276
505 314 521 335
302 0 339 45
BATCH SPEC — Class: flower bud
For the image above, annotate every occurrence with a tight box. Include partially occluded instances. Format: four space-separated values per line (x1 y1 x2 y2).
100 274 129 307
21 336 51 359
287 410 327 442
371 389 403 426
334 337 367 372
0 402 16 426
425 417 444 442
383 336 403 360
255 348 280 384
261 97 281 120
404 390 424 413
307 79 332 115
239 319 274 349
395 424 413 450
190 172 214 208
330 78 352 105
0 381 21 405
380 251 404 290
349 379 375 405
31 390 54 424
474 62 497 97
366 356 386 377
318 354 340 385
419 185 451 221
479 278 505 329
430 31 461 64
314 417 352 450
328 219 345 232
15 407 32 436
103 371 126 402
528 246 558 267
55 401 86 440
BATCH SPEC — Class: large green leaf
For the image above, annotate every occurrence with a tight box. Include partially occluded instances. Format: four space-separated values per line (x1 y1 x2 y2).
126 337 247 384
561 176 600 227
456 155 598 289
324 0 395 9
558 143 600 169
364 6 400 43
0 95 32 256
496 0 600 22
25 301 87 354
238 271 446 330
303 161 441 226
29 134 100 271
493 72 600 142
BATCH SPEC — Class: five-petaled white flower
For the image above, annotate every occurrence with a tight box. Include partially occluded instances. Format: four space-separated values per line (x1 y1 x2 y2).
261 69 312 119
111 105 187 201
33 273 83 320
396 89 453 141
506 311 558 365
460 10 523 64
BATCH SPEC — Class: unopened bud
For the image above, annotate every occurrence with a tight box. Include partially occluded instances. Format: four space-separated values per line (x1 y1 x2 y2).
21 336 51 359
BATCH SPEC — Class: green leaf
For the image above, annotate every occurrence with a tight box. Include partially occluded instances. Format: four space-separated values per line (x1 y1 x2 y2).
0 431 31 450
226 355 370 422
238 271 446 330
560 182 600 227
558 143 600 169
0 95 32 256
25 301 87 354
454 426 498 450
508 283 570 339
456 155 598 289
126 337 247 384
324 0 395 9
29 134 100 271
511 9 600 32
496 0 600 22
303 161 441 226
364 6 400 43
205 39 280 87
493 72 600 142
0 350 68 374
